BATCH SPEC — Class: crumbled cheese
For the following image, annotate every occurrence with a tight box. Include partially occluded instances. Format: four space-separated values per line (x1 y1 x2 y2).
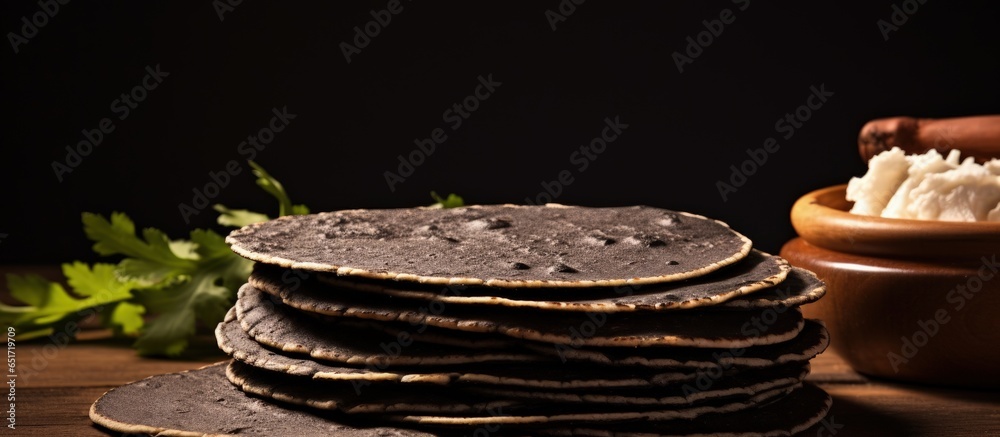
847 147 1000 221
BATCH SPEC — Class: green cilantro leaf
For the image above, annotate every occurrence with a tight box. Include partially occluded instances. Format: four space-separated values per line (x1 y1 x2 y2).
430 191 465 209
169 240 200 260
0 263 138 340
4 162 312 356
249 161 309 217
83 212 196 286
213 204 270 228
213 162 308 228
131 272 229 356
80 212 252 355
130 229 251 356
105 302 145 336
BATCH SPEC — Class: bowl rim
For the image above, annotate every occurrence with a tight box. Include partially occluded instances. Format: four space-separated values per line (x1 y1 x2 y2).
790 184 1000 258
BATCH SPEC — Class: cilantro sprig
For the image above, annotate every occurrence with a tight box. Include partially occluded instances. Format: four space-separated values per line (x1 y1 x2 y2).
430 191 465 209
0 263 140 340
1 161 464 357
0 161 306 356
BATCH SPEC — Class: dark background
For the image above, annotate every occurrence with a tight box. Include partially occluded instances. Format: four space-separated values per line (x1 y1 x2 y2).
3 1 998 264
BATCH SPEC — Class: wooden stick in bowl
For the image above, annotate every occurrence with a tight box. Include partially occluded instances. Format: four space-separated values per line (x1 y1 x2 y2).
858 115 1000 163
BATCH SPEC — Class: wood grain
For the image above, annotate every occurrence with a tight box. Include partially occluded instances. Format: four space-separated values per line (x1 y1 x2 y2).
12 334 223 436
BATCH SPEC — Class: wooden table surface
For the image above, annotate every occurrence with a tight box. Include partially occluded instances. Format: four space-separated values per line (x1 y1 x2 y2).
7 332 997 436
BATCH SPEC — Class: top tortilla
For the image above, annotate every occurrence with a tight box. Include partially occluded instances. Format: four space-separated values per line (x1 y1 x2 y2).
226 204 752 288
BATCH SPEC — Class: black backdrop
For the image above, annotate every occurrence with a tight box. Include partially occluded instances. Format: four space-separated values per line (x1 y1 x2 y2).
3 1 998 264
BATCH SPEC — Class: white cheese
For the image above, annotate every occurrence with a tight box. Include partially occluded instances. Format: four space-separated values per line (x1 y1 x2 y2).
847 147 1000 222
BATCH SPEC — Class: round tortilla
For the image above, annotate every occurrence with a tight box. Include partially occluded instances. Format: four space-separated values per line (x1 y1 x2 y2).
263 250 791 313
227 359 797 424
712 267 826 310
536 383 832 436
235 286 544 367
89 362 434 437
217 310 707 390
226 204 752 288
242 282 806 348
466 364 809 406
529 319 829 369
388 385 798 426
90 362 827 437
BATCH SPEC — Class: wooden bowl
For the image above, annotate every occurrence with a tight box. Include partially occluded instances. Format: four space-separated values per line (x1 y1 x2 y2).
781 184 1000 388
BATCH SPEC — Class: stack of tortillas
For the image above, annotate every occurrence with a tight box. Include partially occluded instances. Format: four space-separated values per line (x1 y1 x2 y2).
91 205 832 436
